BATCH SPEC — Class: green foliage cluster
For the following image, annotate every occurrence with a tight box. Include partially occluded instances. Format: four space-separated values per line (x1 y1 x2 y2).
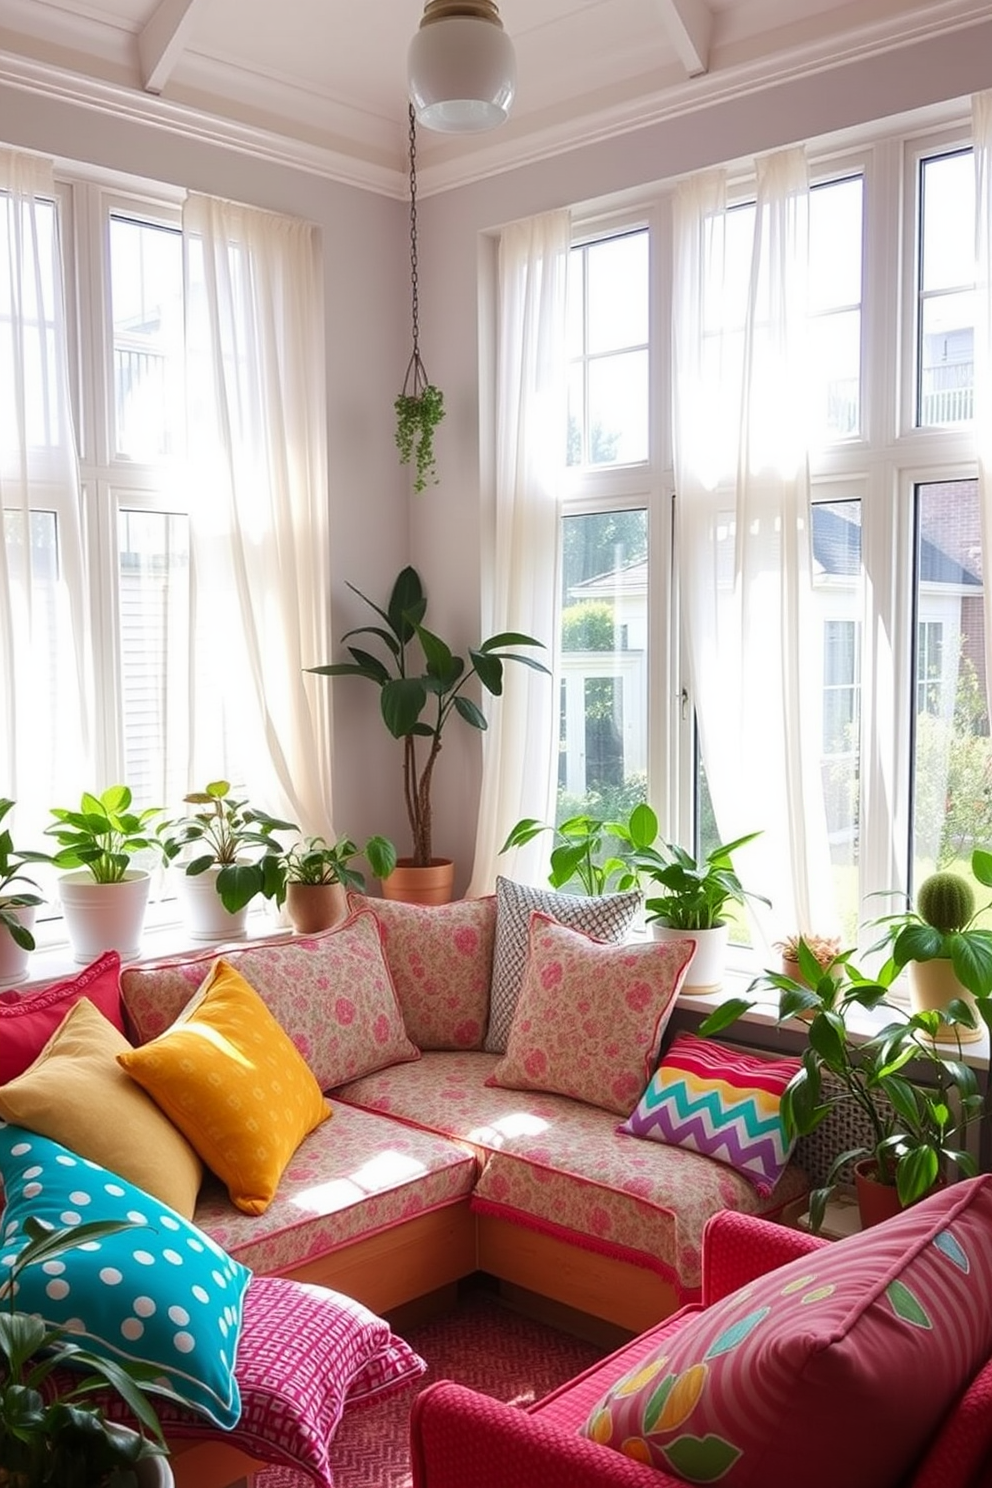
561 601 616 652
0 800 48 951
269 833 397 902
45 787 166 886
394 385 445 494
160 780 297 915
501 802 658 896
634 831 769 931
872 847 992 1001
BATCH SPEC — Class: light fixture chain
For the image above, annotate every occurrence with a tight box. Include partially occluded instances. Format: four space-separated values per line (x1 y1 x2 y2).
407 102 422 380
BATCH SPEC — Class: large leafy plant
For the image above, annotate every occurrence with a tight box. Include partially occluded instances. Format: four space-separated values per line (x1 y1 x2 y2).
0 1217 178 1487
160 780 297 915
0 800 49 951
701 940 987 1232
308 567 549 868
632 831 769 930
500 803 659 896
45 787 166 886
870 846 992 1000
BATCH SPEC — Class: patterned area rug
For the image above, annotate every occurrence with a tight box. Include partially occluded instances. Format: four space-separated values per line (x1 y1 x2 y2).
254 1287 607 1488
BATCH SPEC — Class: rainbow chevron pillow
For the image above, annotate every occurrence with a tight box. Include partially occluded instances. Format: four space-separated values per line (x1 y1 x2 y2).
620 1031 801 1195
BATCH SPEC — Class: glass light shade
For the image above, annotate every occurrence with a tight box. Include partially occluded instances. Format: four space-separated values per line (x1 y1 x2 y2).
408 15 516 133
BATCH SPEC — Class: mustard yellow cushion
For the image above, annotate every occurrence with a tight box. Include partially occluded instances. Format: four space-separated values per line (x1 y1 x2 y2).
117 958 331 1215
0 996 203 1218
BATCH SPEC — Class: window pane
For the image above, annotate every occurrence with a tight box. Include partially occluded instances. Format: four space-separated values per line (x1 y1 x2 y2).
110 216 185 460
0 195 68 456
912 479 990 886
558 510 648 824
808 175 863 440
118 506 190 812
587 233 648 353
587 349 648 464
918 152 975 428
568 230 648 467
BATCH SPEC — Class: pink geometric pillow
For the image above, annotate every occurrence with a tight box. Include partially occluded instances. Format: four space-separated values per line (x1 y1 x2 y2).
0 951 126 1083
96 1273 426 1487
488 912 694 1115
121 908 420 1090
581 1175 992 1488
621 1032 801 1196
353 893 495 1049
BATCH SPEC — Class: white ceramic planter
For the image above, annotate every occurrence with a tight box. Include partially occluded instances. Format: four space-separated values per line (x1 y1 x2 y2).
0 903 36 986
58 870 150 964
649 920 728 991
176 864 250 942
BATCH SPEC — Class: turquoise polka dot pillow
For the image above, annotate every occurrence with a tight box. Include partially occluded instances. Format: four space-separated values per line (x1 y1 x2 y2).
0 1123 250 1429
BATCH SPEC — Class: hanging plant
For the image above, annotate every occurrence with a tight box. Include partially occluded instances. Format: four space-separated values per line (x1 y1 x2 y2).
396 103 445 494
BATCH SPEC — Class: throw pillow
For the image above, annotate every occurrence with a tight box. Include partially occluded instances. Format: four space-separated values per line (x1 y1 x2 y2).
620 1031 802 1196
0 951 126 1083
120 908 420 1089
0 997 203 1218
580 1174 992 1488
485 876 642 1054
117 958 332 1215
487 912 693 1115
353 892 495 1049
0 1123 250 1429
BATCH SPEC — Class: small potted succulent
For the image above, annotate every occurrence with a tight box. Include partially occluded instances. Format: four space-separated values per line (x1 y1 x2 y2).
0 1216 177 1486
0 799 50 986
701 943 986 1232
270 833 398 934
45 786 167 964
774 932 842 985
160 780 297 941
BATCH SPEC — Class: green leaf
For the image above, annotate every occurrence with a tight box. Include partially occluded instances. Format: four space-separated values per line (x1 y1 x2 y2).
663 1433 742 1481
471 650 504 695
453 696 487 730
381 677 428 738
698 998 752 1035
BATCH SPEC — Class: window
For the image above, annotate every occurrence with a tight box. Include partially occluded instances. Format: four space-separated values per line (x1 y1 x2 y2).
918 151 975 427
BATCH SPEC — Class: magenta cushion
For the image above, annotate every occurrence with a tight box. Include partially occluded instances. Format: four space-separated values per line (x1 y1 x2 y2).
620 1032 802 1196
581 1174 992 1488
0 951 125 1083
106 1274 425 1486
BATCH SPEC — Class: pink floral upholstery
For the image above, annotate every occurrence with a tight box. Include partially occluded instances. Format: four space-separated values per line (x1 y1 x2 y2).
335 1053 808 1296
120 909 420 1090
353 893 495 1050
192 1098 477 1275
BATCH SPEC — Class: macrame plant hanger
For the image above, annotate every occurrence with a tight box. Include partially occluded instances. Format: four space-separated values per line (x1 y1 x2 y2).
395 102 445 493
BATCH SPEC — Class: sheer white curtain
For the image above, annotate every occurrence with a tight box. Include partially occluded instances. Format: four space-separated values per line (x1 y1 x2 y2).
182 194 333 835
972 91 992 705
0 150 91 834
673 149 836 943
467 209 570 896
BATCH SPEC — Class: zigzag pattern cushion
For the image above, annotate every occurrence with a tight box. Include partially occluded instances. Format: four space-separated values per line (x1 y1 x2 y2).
484 876 642 1053
620 1031 800 1195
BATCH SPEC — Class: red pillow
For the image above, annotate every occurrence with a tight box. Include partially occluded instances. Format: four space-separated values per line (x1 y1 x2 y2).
0 952 125 1083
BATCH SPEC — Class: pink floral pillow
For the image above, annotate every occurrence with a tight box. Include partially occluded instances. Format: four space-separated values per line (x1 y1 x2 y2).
581 1175 992 1488
120 909 420 1090
353 893 495 1049
487 912 694 1115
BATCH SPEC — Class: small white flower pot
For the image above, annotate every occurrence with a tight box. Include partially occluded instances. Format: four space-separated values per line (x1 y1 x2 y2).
649 921 728 991
58 870 150 964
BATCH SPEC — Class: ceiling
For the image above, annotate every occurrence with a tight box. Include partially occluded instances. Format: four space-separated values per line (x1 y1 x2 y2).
0 0 987 195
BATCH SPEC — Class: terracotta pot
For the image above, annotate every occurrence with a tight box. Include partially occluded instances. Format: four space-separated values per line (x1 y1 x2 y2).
380 858 455 906
853 1159 904 1228
286 881 348 934
908 957 984 1043
649 921 727 991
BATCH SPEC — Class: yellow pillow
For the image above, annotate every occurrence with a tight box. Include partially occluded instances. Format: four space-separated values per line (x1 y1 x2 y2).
117 958 331 1215
0 996 203 1218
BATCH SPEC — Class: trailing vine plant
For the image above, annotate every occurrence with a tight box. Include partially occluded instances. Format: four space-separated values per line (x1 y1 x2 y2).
396 102 445 493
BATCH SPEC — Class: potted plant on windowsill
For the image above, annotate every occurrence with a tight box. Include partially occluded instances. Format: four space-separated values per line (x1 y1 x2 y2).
269 833 398 935
869 847 992 1044
45 786 167 965
700 941 987 1232
500 802 658 898
160 780 297 942
631 831 770 991
307 566 549 906
0 799 51 988
1 1216 178 1487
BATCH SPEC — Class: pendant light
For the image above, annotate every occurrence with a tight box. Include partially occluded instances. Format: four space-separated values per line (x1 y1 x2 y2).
407 1 516 134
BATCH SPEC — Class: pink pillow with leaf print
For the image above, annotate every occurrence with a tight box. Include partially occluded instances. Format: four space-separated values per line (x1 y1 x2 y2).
122 909 419 1090
353 893 495 1049
487 911 694 1115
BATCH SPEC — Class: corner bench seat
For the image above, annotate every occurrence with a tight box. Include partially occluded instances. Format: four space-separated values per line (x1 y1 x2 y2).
335 1051 809 1318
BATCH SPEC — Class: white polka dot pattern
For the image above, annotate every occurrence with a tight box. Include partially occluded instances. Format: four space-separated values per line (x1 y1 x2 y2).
0 1122 249 1429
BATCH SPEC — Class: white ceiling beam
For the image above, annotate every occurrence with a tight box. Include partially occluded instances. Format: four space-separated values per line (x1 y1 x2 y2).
653 0 712 78
139 0 211 95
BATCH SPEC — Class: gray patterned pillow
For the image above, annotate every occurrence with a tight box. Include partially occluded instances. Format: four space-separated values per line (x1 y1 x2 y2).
484 876 642 1053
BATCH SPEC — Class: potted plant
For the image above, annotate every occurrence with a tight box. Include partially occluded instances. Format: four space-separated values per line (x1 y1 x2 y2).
395 379 445 495
631 831 770 990
0 799 50 987
160 780 297 942
774 931 842 985
499 802 658 897
1 1215 177 1486
45 786 167 964
870 847 992 1043
269 833 397 934
700 942 986 1232
307 566 549 905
